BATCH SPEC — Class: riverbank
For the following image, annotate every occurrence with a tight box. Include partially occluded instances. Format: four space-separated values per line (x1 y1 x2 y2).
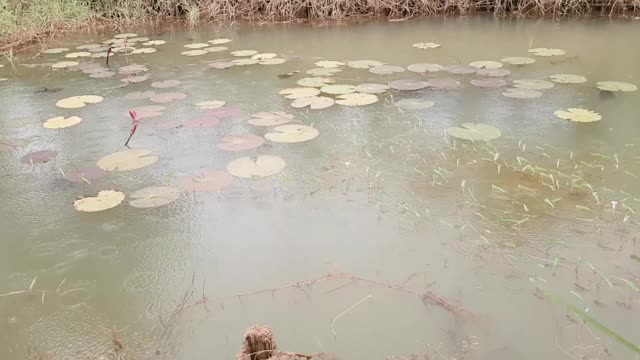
1 0 639 53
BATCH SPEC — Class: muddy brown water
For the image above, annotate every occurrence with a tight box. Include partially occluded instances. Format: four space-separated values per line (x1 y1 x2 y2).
1 16 639 360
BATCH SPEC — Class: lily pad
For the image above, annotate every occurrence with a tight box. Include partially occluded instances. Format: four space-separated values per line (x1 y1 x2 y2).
321 84 356 95
502 88 542 99
427 79 461 90
554 108 602 122
131 48 157 54
279 87 321 99
470 79 508 88
119 64 148 75
550 74 588 84
196 100 226 110
73 190 125 212
528 48 566 56
347 60 384 69
43 116 82 129
297 77 335 87
249 112 294 126
128 186 181 208
394 98 434 110
596 81 637 92
252 53 277 60
184 43 209 49
21 150 58 164
231 50 258 57
114 33 137 39
217 135 265 151
183 116 220 128
500 56 536 65
446 123 502 141
63 167 106 183
264 124 319 143
307 68 341 76
150 92 187 103
389 79 429 91
469 61 503 69
335 93 379 106
51 61 79 69
369 65 405 75
43 48 69 54
259 58 286 65
512 79 554 90
412 42 441 49
129 105 165 119
205 46 228 52
151 80 181 88
56 95 103 109
231 58 259 66
142 40 166 46
180 171 234 192
477 68 511 77
354 83 390 94
226 155 286 178
208 61 234 69
97 149 159 171
209 38 232 44
444 65 477 75
121 74 151 84
407 63 444 73
291 96 335 110
65 52 91 58
314 60 345 68
181 50 208 56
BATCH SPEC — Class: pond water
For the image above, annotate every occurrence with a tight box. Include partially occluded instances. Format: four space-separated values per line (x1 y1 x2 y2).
1 16 639 360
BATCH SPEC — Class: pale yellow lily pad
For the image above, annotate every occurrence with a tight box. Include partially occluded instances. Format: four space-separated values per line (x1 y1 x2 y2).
512 79 554 90
412 42 441 49
114 33 138 39
131 48 157 54
596 81 638 92
43 48 69 54
259 58 286 65
184 43 209 49
56 95 104 109
407 63 443 73
231 58 259 65
249 112 294 126
181 50 208 56
264 124 319 143
128 186 181 208
297 77 335 87
97 149 159 171
279 87 321 99
307 68 341 76
347 60 384 69
335 93 378 106
65 52 91 58
550 74 588 84
528 48 566 56
291 96 335 110
252 53 277 60
500 57 535 65
142 40 166 46
74 190 125 212
554 108 602 122
231 50 258 57
446 123 502 141
320 84 356 95
226 155 286 178
205 46 228 52
314 60 345 68
209 38 232 44
43 116 83 129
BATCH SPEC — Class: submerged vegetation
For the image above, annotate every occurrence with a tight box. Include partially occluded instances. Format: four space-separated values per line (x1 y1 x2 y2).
2 0 640 50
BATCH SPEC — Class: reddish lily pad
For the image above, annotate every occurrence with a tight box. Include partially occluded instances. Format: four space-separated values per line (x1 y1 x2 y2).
427 79 461 90
63 167 106 183
477 68 511 77
183 116 220 128
180 171 234 192
90 71 115 78
217 135 265 151
121 74 151 84
389 79 429 91
151 80 181 89
21 150 58 164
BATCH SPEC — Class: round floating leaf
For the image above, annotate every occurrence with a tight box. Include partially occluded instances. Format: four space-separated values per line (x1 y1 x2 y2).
297 77 335 87
477 68 511 77
279 87 321 99
184 43 209 49
129 105 165 119
43 48 69 54
469 60 503 69
347 60 384 69
43 116 82 129
63 167 106 183
252 53 277 60
501 56 536 65
259 58 286 65
74 190 125 212
596 81 637 92
427 79 461 90
389 79 429 91
307 68 341 76
150 92 187 103
554 108 602 123
232 58 259 66
56 95 103 109
126 91 156 100
355 83 389 94
113 46 135 54
183 116 220 128
21 150 58 164
128 186 181 208
209 38 232 44
550 74 588 84
121 74 151 84
470 79 508 88
265 124 319 143
321 84 356 95
196 100 226 110
336 93 379 106
446 123 502 141
528 48 566 56
208 61 234 69
217 135 265 151
501 88 542 99
97 149 159 171
51 61 79 69
181 171 234 192
407 63 443 73
369 65 405 75
512 79 554 90
151 80 181 88
119 63 148 75
181 50 208 56
291 96 335 110
444 65 477 74
142 40 166 46
205 46 228 52
412 42 441 49
226 155 286 178
114 33 137 39
249 111 294 126
314 60 345 68
394 98 434 110
231 50 258 57
131 48 157 54
65 52 91 58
